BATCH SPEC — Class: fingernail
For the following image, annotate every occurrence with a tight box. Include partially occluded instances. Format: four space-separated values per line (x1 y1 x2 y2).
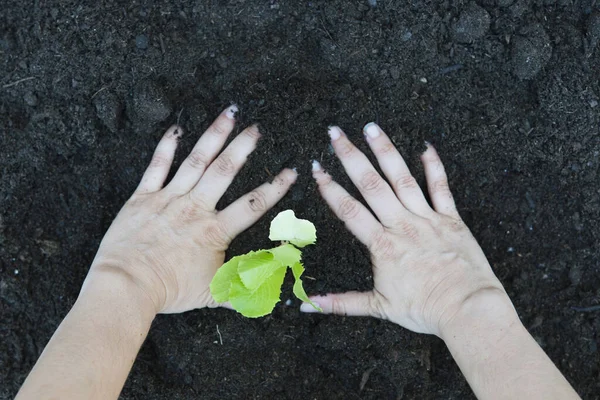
364 122 380 139
328 126 342 141
312 160 322 172
424 140 431 147
292 167 298 175
300 302 321 313
225 104 238 120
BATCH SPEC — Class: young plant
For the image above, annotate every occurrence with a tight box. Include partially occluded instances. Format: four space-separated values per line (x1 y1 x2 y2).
210 210 322 318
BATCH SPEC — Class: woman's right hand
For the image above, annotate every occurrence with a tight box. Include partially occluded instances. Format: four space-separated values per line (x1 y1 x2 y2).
302 123 511 337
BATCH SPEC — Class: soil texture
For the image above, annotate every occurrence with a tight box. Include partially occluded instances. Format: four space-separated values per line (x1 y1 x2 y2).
2 1 600 399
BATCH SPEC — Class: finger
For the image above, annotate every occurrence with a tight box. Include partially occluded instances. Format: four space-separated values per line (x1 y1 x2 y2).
363 123 433 217
135 125 182 194
167 105 238 194
299 291 381 318
421 143 459 218
192 124 261 208
329 126 405 223
312 160 383 247
219 168 298 237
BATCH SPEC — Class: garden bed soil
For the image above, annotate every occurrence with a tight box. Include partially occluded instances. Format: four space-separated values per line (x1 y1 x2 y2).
1 1 600 399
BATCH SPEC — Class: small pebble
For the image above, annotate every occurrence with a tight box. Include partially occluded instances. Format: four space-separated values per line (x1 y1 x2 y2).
135 34 149 50
512 24 552 80
452 4 490 43
367 0 377 6
23 92 38 107
420 77 428 83
401 31 412 41
285 299 293 306
14 269 19 275
590 99 598 108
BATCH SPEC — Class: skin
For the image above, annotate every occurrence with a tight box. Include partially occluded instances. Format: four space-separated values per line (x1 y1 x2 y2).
16 111 580 400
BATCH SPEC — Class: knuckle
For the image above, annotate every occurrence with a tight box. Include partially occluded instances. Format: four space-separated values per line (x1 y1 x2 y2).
398 220 420 242
432 179 451 196
337 141 356 158
331 297 348 316
214 154 236 176
210 122 228 137
376 143 397 156
337 196 361 221
186 151 208 170
149 153 169 168
247 189 268 212
395 174 419 190
243 125 261 139
316 171 333 187
187 191 210 211
359 171 385 194
204 222 230 249
178 203 199 221
369 229 396 261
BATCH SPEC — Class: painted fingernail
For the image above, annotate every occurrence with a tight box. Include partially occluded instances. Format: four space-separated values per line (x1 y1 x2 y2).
312 160 322 172
300 302 321 313
364 122 380 139
225 104 238 120
328 126 342 141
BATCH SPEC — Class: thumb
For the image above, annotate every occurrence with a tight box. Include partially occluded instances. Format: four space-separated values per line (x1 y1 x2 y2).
300 291 379 318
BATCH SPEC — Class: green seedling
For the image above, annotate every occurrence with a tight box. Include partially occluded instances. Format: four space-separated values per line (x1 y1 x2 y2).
210 210 322 318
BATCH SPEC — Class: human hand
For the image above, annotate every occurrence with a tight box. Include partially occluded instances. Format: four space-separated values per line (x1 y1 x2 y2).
303 123 509 337
86 106 297 314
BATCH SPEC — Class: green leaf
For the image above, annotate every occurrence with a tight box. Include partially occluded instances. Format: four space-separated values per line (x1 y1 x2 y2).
268 243 302 267
291 262 322 312
269 210 316 248
229 265 287 318
210 211 320 318
209 256 241 303
238 251 285 291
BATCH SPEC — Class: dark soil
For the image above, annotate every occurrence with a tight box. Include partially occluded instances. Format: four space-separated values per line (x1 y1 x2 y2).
2 1 600 399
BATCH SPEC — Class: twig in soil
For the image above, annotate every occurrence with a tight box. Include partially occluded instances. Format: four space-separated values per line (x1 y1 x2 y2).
264 167 272 177
359 366 376 391
91 86 108 99
439 64 463 75
216 324 223 345
571 305 600 313
159 34 166 54
3 76 35 89
176 107 184 126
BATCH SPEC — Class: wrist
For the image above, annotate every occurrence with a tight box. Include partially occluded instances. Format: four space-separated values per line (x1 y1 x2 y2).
80 265 158 326
439 288 581 399
439 287 520 343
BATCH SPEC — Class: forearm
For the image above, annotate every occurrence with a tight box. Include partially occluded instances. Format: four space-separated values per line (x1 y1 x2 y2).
16 269 156 400
441 289 580 400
